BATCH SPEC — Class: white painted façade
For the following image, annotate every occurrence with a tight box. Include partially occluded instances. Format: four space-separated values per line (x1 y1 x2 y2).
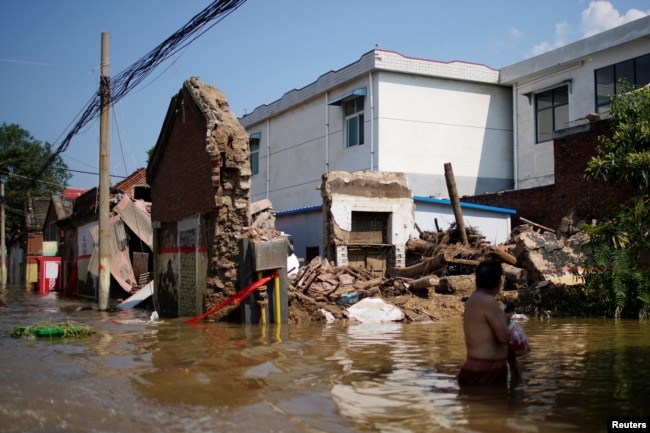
239 16 650 261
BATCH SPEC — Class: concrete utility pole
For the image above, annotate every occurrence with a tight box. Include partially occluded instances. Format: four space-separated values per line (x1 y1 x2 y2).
1 179 6 286
98 32 111 310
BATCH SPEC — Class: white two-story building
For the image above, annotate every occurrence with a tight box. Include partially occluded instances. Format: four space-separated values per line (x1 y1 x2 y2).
239 16 650 262
501 16 650 189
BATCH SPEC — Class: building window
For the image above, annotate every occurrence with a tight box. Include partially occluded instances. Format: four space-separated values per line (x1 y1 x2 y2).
343 96 365 148
249 134 260 175
595 53 650 113
535 86 568 143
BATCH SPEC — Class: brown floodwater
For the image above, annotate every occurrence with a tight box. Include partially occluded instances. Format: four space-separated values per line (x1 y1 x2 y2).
0 284 648 433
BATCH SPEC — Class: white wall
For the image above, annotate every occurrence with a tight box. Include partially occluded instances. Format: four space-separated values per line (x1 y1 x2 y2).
275 208 323 264
329 193 415 247
77 221 95 258
504 19 650 189
246 79 374 211
413 196 514 245
376 71 513 197
75 220 96 294
244 71 513 213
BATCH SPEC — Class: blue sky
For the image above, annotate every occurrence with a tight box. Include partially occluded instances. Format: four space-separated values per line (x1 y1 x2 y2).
1 0 648 189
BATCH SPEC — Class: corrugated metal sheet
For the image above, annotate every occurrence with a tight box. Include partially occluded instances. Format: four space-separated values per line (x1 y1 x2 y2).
113 195 153 249
88 214 137 293
327 87 367 106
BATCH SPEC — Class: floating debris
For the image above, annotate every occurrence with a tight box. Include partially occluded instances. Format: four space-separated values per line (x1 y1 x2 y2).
10 320 95 339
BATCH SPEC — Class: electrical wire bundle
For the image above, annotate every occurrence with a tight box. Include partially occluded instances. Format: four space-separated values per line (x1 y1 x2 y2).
32 0 248 188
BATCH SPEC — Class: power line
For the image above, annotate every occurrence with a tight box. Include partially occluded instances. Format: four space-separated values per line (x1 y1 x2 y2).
1 169 127 189
30 0 248 190
0 170 65 189
67 169 127 179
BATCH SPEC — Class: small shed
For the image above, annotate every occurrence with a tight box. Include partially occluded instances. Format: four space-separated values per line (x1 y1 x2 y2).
413 196 515 245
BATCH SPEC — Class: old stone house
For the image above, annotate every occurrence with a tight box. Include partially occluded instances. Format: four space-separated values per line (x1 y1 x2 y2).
146 77 251 318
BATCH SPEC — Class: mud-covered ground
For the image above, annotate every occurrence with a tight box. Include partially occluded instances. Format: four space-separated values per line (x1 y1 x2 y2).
286 276 587 325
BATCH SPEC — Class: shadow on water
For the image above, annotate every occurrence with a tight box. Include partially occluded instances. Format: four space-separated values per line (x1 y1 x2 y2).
1 285 649 433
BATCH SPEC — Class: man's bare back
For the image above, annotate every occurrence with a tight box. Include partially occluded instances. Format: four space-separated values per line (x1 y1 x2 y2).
463 290 509 360
458 259 511 387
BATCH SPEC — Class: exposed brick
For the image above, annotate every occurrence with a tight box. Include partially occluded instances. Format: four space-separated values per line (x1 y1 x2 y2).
463 120 634 229
148 77 251 316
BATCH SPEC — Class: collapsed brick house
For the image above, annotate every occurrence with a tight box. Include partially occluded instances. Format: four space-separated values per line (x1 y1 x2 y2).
57 168 152 299
320 171 414 276
147 77 251 318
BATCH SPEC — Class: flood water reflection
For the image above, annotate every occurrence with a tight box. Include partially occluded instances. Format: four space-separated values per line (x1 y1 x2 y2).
1 285 649 433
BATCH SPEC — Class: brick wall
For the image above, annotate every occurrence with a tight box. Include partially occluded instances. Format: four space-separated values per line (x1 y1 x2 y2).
148 78 252 317
463 120 635 229
115 167 146 197
26 232 43 256
149 90 218 223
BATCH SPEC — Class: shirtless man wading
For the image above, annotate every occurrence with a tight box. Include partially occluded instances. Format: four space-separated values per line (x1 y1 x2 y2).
458 259 511 387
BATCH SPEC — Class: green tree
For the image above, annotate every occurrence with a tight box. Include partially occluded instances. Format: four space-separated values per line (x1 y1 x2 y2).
583 83 650 318
585 82 650 191
0 123 71 235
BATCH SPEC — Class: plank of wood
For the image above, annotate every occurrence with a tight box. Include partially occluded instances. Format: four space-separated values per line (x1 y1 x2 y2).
519 217 554 233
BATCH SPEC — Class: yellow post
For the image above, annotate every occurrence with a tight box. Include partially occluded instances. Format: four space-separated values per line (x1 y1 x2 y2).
274 273 281 325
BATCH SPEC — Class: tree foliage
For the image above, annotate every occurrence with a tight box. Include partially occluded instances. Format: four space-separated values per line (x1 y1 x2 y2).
582 197 650 318
0 123 71 235
584 82 650 191
582 83 650 318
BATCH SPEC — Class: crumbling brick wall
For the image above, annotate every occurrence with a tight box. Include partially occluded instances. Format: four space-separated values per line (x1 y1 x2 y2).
149 77 250 317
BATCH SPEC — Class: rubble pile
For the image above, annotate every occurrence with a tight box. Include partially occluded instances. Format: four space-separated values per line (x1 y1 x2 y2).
287 225 515 324
286 219 592 324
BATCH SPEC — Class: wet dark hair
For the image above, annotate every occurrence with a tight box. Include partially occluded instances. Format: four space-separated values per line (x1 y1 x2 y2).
475 259 503 291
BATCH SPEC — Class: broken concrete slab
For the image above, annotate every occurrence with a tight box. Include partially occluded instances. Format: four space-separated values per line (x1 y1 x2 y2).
512 229 585 286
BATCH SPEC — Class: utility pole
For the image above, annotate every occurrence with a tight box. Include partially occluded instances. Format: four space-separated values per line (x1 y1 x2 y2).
1 179 6 287
98 32 111 310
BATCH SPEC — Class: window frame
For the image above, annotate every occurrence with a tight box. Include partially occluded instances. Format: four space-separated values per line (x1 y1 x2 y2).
343 96 365 148
594 53 650 113
534 85 569 144
249 135 260 176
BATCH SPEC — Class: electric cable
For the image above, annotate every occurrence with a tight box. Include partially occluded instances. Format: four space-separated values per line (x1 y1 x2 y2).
29 0 248 191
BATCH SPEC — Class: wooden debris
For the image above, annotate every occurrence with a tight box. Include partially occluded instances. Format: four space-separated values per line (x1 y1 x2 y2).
288 218 539 324
437 275 475 296
388 254 447 279
406 276 440 290
489 245 517 266
519 216 554 234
